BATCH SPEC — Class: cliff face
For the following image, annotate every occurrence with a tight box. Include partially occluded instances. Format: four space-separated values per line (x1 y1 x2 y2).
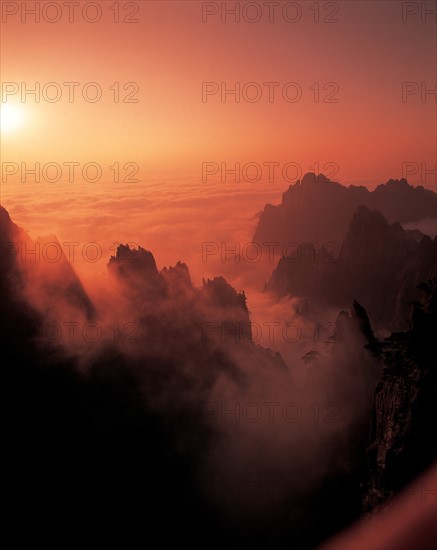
317 282 437 517
363 279 437 512
267 206 437 331
253 173 437 248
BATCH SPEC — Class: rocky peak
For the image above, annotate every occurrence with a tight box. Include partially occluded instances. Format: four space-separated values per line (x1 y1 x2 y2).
299 172 331 187
202 276 248 312
108 244 158 275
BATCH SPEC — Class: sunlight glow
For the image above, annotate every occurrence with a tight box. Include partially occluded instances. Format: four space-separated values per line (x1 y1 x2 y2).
1 104 25 133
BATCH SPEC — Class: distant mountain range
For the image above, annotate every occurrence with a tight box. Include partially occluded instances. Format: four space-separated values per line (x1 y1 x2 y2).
267 205 437 330
254 173 437 247
257 173 437 330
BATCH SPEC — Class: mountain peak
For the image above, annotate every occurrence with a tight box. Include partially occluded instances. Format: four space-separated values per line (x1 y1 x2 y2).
108 244 160 283
299 172 331 186
109 244 157 268
375 178 412 192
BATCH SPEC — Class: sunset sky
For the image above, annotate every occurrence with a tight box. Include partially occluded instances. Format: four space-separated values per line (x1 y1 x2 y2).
2 6 437 539
1 0 436 281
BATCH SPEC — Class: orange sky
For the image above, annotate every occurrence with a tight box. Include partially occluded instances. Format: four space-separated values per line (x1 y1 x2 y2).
0 1 436 285
1 0 435 185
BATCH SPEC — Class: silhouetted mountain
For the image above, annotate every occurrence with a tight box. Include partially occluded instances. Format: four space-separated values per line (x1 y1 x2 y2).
2 206 435 547
267 206 437 330
0 205 94 321
2 206 293 544
109 243 159 276
0 206 42 364
254 173 437 247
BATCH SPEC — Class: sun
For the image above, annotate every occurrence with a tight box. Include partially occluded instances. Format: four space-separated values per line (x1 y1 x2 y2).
1 104 25 133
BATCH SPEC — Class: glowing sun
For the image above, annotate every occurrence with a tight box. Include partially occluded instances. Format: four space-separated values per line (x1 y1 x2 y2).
1 104 25 133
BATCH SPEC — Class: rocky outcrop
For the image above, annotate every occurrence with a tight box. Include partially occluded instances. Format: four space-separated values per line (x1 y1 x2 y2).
363 279 437 512
334 300 377 346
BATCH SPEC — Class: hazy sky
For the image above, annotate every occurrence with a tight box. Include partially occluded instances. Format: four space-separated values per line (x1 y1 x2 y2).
1 0 435 184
